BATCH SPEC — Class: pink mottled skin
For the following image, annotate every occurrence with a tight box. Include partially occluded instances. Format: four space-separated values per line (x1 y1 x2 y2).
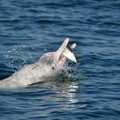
40 38 76 68
0 38 76 89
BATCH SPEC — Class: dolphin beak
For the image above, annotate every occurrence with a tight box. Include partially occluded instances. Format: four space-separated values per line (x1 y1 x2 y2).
57 38 69 55
55 38 69 63
54 38 81 69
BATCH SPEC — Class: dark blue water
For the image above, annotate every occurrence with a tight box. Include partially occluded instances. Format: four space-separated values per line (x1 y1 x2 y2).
0 0 120 119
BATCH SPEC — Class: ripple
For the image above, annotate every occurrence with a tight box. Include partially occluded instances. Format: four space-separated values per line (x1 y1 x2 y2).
0 0 120 119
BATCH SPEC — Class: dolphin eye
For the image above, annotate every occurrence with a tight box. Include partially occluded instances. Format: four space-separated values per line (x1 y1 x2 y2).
52 66 55 70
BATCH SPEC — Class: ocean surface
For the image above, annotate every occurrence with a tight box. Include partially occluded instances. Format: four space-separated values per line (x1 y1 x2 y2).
0 0 120 119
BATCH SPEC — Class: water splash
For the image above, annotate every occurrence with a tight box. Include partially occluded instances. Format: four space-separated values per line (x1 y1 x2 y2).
4 44 36 72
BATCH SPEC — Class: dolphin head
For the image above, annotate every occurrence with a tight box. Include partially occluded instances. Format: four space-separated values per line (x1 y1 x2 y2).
39 38 71 70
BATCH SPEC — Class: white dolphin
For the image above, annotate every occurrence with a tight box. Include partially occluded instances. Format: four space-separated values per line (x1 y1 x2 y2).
0 38 76 89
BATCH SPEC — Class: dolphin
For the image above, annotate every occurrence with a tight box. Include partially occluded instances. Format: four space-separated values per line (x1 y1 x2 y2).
0 38 77 89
